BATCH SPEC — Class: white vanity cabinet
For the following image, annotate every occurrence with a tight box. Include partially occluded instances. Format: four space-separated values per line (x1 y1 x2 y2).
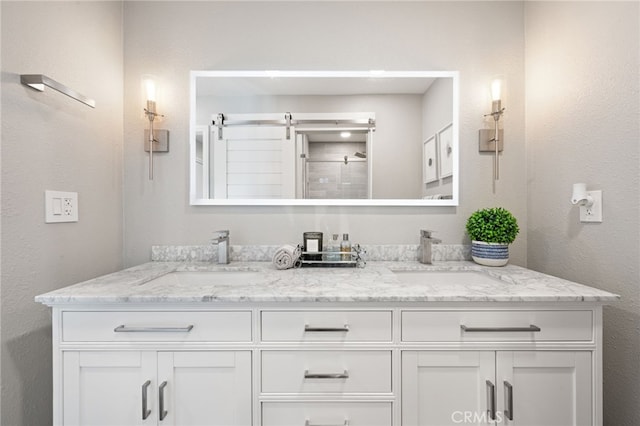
401 309 596 426
62 350 251 426
56 310 253 426
45 304 605 426
402 351 592 426
259 309 394 426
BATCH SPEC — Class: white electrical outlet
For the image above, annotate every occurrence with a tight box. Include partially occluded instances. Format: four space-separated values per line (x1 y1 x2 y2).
45 190 78 223
580 190 602 223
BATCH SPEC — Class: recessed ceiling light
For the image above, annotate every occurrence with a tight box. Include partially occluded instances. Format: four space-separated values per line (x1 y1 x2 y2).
340 131 351 138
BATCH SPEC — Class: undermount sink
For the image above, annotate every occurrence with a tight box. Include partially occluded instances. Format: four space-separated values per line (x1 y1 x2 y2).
392 270 503 285
150 271 262 286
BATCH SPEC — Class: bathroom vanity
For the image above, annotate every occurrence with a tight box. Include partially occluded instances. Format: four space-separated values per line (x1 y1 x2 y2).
36 261 617 426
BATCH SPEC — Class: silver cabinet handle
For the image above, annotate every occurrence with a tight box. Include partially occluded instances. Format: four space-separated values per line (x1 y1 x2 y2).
460 324 541 333
114 325 194 333
305 420 349 426
486 380 496 421
159 381 168 421
304 324 350 332
304 369 349 379
504 380 514 421
141 380 151 420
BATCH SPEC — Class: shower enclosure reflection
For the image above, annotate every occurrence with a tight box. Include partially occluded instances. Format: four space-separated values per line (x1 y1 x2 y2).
297 128 372 199
190 70 459 206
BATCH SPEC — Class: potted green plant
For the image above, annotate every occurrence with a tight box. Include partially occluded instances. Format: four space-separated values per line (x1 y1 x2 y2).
466 207 519 266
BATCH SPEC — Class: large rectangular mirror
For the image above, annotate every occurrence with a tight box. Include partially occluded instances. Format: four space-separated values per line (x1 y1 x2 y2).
190 71 459 206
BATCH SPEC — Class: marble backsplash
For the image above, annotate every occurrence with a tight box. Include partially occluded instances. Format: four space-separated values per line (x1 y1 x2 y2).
151 244 471 263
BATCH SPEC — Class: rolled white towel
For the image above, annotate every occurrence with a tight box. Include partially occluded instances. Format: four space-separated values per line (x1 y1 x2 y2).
272 244 301 270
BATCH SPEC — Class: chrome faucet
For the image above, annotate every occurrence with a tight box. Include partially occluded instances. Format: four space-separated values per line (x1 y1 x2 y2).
211 230 230 264
419 230 441 264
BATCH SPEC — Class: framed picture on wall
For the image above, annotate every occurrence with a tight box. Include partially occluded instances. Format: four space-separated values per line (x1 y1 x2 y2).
438 123 454 178
423 135 438 183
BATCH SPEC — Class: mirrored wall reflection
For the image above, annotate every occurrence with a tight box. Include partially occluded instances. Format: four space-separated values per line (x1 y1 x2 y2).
189 71 459 206
298 130 370 199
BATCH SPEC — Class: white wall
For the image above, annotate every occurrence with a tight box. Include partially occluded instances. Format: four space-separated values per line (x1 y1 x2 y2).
123 1 527 267
525 2 640 424
0 2 124 424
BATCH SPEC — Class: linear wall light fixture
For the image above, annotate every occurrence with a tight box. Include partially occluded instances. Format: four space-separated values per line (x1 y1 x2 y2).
20 74 95 108
479 79 505 182
143 77 169 180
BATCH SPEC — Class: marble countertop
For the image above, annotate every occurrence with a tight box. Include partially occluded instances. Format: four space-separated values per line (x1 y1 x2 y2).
35 261 619 305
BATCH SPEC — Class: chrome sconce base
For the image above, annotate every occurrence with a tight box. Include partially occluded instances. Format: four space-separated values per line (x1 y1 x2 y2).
478 129 504 152
144 129 169 152
144 98 169 180
479 96 505 183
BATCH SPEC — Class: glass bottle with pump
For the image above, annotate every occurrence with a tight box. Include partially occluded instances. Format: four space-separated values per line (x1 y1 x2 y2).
324 234 340 261
340 233 351 261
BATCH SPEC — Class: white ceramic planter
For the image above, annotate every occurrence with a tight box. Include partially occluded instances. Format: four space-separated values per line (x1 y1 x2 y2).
471 241 509 267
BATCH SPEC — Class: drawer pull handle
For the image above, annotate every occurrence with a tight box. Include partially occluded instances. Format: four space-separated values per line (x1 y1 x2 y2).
486 380 496 421
159 381 168 421
304 369 349 379
114 325 194 333
305 420 349 426
460 324 541 333
304 324 350 333
141 380 151 420
504 380 514 421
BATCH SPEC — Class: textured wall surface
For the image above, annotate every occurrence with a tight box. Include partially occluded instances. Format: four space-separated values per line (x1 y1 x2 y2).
525 2 640 424
122 1 528 267
4 2 637 424
0 2 124 424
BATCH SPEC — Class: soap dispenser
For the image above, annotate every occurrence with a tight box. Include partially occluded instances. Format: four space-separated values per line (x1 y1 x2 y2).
340 233 352 261
324 234 340 261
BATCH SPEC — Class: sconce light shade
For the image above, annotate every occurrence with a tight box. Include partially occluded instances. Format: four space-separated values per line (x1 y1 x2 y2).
491 79 502 102
144 78 156 102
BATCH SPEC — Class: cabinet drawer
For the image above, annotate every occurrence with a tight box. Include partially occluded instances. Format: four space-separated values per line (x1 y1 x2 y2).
262 402 392 426
62 311 252 342
402 310 593 342
261 310 392 342
261 350 391 393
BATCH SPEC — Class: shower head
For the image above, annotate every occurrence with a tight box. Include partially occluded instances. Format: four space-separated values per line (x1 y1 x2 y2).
354 151 367 158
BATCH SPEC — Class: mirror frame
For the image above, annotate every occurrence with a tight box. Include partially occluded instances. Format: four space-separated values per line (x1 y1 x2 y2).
189 70 459 206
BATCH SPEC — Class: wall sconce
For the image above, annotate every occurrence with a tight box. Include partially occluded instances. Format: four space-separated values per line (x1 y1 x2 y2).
143 77 169 180
479 79 505 182
571 183 603 222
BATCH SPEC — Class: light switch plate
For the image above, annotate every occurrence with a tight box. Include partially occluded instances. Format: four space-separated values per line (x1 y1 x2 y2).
45 190 78 223
580 190 602 223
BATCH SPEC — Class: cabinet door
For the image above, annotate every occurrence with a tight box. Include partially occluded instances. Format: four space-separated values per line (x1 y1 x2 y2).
402 351 496 426
496 351 592 426
157 351 252 426
63 351 157 426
